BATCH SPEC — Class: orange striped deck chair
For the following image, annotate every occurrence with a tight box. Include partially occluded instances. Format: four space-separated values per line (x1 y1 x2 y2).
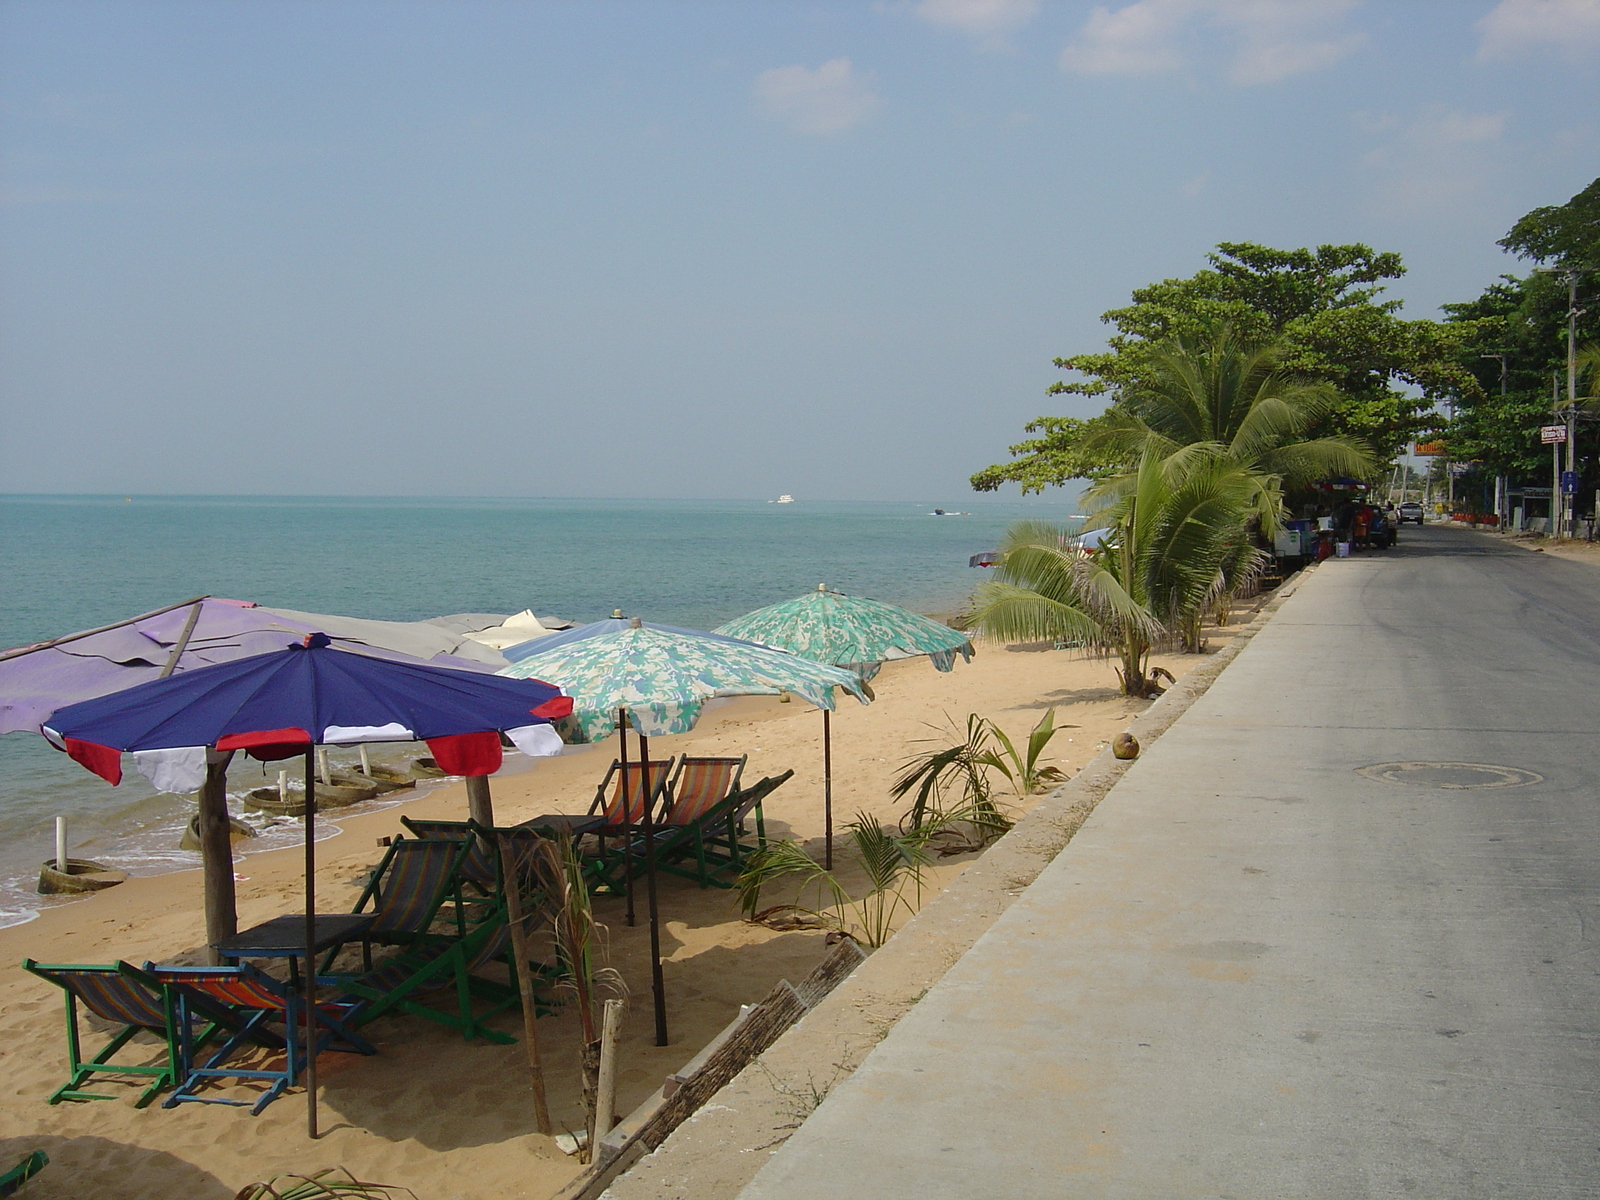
664 756 747 826
147 962 374 1115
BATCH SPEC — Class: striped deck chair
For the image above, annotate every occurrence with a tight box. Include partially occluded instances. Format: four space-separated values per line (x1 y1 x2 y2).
524 757 676 847
666 756 747 824
649 770 794 888
399 817 498 895
21 958 231 1108
147 962 374 1115
324 910 552 1044
326 837 472 972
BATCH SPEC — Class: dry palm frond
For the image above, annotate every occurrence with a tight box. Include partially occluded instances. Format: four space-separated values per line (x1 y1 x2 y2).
233 1168 416 1200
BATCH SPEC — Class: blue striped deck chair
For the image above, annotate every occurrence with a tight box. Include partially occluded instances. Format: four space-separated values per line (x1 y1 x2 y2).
324 837 472 972
20 958 238 1108
399 816 498 895
147 961 374 1115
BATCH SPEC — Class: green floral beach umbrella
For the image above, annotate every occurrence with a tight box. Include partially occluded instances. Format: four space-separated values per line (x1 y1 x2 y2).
714 586 973 869
713 585 973 681
497 621 870 743
499 618 869 1047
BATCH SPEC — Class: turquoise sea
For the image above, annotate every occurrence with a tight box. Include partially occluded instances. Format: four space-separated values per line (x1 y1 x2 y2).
0 493 1083 928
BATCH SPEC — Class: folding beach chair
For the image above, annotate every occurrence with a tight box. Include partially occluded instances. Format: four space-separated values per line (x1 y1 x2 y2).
399 816 498 895
0 1150 47 1198
324 907 553 1044
20 958 240 1108
525 757 676 846
326 837 472 971
666 756 747 823
651 770 793 888
147 961 374 1115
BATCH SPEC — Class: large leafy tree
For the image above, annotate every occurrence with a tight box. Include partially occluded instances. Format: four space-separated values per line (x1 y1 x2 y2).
972 242 1478 494
1443 178 1600 484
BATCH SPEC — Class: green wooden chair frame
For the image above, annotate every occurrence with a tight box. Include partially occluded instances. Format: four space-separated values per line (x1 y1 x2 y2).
322 836 473 973
322 905 556 1045
20 958 239 1109
0 1150 47 1198
596 770 793 891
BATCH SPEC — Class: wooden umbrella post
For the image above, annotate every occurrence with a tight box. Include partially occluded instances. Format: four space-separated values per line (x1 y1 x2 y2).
198 754 237 965
618 710 635 928
822 708 833 871
303 747 319 1141
465 773 495 828
638 731 668 1047
497 832 552 1135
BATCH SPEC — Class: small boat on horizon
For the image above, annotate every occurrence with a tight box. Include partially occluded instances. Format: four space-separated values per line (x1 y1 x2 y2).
775 494 795 504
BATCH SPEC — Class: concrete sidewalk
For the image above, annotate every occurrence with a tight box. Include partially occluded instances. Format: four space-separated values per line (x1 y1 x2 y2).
737 531 1600 1199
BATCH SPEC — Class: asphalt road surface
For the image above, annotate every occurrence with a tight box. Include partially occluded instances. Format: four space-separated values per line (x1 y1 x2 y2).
739 525 1600 1199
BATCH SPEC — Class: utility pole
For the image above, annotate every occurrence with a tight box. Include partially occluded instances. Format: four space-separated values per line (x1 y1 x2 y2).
1482 352 1510 527
1554 373 1563 535
1565 269 1579 537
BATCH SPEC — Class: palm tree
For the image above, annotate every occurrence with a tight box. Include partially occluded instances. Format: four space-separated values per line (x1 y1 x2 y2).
1083 324 1375 534
962 448 1267 692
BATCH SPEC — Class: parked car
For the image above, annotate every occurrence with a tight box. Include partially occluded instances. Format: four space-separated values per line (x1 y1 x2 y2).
1397 501 1425 525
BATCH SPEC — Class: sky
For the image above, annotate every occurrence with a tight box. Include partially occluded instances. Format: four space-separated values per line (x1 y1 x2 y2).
1 0 1597 501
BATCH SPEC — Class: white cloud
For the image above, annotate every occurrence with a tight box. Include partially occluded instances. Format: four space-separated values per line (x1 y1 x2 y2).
1059 0 1191 75
1059 0 1365 84
1359 105 1508 213
753 58 882 136
915 0 1041 39
1476 0 1600 60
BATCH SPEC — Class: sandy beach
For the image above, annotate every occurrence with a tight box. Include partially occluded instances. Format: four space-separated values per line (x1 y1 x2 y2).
0 628 1236 1200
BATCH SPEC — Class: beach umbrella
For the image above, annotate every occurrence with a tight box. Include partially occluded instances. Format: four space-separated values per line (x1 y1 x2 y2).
500 609 758 664
44 632 571 1138
0 596 515 738
501 619 869 1046
714 585 974 868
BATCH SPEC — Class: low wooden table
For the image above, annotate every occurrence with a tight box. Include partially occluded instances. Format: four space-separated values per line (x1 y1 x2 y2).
219 913 377 983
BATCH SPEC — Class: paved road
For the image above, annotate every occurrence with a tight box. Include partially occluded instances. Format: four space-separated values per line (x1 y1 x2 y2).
738 526 1600 1199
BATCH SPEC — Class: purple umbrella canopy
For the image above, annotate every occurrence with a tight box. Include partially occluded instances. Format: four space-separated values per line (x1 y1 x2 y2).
44 633 574 792
0 597 508 738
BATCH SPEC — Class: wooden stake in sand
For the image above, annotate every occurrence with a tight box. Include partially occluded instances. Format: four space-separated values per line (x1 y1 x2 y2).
497 832 552 1136
594 998 624 1141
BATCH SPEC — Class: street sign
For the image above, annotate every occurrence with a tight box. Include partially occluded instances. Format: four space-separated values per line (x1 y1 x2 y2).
1561 471 1579 494
1521 487 1553 498
1414 440 1446 456
1541 425 1569 444
1448 463 1469 477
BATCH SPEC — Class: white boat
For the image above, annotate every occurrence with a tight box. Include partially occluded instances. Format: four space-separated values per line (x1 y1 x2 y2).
776 495 795 504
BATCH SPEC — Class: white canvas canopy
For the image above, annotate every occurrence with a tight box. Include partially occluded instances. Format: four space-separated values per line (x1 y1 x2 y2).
461 609 556 650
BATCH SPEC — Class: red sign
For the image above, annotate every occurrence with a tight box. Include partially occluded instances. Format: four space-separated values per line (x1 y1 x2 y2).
1414 441 1445 456
1541 425 1568 444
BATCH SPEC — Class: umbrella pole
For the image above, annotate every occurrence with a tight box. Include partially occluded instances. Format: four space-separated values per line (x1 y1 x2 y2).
466 773 495 828
823 709 833 871
198 754 237 965
303 748 319 1141
638 732 668 1046
618 710 635 928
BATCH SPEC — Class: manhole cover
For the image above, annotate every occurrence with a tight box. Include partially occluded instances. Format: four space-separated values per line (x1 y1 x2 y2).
1355 762 1543 789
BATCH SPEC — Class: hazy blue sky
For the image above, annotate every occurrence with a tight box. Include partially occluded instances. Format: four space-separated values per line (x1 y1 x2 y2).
1 1 1596 500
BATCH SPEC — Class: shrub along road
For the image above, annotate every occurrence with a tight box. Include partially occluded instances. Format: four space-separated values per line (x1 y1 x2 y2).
738 524 1600 1199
